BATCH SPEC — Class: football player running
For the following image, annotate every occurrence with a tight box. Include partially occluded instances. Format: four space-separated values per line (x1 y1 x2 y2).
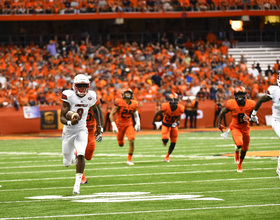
109 88 141 165
152 93 185 162
60 74 103 195
251 74 280 179
218 86 256 172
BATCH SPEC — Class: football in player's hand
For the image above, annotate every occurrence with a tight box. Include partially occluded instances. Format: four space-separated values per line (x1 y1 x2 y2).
66 111 80 120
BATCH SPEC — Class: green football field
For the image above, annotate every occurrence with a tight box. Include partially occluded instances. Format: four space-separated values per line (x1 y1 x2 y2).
0 129 280 220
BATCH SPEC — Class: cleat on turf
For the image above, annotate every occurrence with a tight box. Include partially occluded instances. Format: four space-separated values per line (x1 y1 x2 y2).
73 184 80 195
81 177 88 185
164 157 170 162
237 163 242 172
234 151 240 164
127 161 134 165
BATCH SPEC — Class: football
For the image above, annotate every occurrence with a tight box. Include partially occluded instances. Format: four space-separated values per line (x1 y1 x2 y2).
66 111 80 120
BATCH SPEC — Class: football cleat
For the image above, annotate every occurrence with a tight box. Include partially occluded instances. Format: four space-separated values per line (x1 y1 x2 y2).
237 163 243 172
164 157 170 162
81 177 88 185
73 183 80 195
126 161 134 165
234 151 240 164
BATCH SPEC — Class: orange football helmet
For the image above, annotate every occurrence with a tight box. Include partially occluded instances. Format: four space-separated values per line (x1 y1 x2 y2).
168 93 179 106
234 86 246 106
121 88 133 99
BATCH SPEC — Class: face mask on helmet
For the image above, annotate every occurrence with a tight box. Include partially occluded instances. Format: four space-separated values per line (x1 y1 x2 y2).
123 91 133 99
74 83 89 97
235 92 246 106
168 93 179 107
73 74 90 97
122 89 133 99
169 98 179 107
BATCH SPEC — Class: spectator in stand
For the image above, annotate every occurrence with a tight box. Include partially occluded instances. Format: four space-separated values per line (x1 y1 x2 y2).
273 59 279 74
206 30 217 45
184 97 194 128
47 40 57 57
37 92 47 105
265 65 273 77
98 0 108 12
248 64 260 79
176 33 186 49
255 63 262 75
19 91 29 106
123 0 133 12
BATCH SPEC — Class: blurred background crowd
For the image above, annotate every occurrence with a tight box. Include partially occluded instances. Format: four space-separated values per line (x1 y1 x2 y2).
0 30 279 110
1 0 279 15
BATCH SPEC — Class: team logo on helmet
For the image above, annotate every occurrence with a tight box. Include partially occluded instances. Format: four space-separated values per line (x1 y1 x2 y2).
121 88 133 99
234 86 246 106
73 74 90 97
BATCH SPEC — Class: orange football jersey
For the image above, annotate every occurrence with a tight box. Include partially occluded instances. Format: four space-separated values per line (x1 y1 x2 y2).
114 98 138 126
161 102 185 126
86 98 100 131
226 99 255 129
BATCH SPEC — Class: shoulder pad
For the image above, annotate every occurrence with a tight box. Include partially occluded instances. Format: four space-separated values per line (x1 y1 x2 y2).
61 90 75 102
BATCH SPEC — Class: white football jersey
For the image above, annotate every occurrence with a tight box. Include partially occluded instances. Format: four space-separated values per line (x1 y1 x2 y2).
267 85 280 119
61 90 97 131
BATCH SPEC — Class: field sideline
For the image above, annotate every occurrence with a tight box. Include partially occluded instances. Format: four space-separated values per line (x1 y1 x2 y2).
0 129 279 219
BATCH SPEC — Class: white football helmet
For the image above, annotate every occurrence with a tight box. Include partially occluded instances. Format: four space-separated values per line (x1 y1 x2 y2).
277 74 280 87
73 74 90 97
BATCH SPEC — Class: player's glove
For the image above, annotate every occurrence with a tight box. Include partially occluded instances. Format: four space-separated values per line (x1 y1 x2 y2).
95 127 103 142
154 121 162 130
135 123 141 132
111 122 118 133
171 122 179 128
250 114 259 124
221 129 230 139
218 124 225 132
95 133 102 142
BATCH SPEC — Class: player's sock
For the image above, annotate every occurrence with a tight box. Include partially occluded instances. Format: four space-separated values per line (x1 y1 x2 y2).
75 173 82 185
127 153 133 162
168 143 176 154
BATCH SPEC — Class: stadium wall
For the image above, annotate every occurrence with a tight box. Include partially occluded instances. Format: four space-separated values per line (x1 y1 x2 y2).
0 100 273 135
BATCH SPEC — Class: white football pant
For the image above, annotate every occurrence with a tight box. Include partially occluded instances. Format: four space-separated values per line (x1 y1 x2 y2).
62 129 88 167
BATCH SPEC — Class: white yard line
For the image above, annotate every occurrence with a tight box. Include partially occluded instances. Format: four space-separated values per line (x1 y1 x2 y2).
0 161 275 175
0 168 275 183
1 204 280 219
0 181 187 193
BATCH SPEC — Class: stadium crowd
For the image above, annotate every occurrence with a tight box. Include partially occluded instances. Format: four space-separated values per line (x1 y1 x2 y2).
0 0 279 15
0 31 279 110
